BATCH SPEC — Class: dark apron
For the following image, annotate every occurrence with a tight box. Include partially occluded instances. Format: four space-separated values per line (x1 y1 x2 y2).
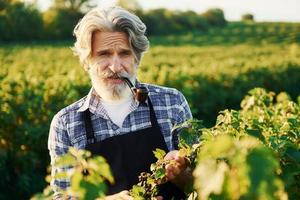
84 97 186 199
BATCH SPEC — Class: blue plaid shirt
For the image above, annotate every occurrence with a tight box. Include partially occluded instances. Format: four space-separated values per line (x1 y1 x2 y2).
48 82 192 195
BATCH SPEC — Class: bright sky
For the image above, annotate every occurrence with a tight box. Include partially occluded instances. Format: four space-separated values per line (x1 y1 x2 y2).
36 0 300 22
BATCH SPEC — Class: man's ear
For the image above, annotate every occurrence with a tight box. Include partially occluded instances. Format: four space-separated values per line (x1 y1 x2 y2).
83 65 90 72
83 64 90 72
134 60 140 68
84 58 92 71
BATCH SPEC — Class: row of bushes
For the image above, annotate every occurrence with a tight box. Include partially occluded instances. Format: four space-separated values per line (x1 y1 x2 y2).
32 88 300 200
0 2 227 41
136 8 226 35
171 64 300 126
1 64 299 199
1 40 299 200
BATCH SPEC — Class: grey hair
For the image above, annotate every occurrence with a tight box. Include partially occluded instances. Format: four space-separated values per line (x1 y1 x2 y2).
72 6 149 70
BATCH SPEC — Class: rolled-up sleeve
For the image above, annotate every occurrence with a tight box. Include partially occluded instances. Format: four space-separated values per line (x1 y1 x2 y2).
48 112 71 198
172 91 193 149
176 91 193 124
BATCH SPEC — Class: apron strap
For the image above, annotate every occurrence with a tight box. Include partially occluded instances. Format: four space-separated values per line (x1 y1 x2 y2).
148 97 179 150
84 109 96 143
147 97 159 128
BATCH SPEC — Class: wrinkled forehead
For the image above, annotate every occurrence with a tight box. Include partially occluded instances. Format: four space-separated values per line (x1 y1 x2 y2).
92 31 131 50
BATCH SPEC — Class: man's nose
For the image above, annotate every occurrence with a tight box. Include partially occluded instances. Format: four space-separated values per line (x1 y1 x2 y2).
109 55 123 73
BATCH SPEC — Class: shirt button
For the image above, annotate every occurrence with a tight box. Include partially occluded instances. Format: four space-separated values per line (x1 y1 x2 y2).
112 124 118 130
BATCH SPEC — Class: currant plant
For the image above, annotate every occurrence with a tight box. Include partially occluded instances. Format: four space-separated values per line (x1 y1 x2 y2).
31 147 114 200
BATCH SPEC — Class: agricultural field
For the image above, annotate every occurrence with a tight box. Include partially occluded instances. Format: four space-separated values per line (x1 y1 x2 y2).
150 22 300 46
0 22 300 199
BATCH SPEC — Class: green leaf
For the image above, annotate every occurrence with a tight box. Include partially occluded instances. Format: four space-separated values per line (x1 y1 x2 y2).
199 135 234 159
287 118 298 127
179 128 197 146
80 180 106 200
245 146 285 199
88 156 114 184
154 167 166 179
53 171 68 180
55 154 76 167
131 185 145 199
153 149 166 160
150 163 156 171
70 171 84 198
193 160 228 200
246 129 265 142
178 148 187 157
285 146 300 163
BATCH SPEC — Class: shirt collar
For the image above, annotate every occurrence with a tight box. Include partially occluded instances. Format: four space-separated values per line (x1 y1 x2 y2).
77 87 95 113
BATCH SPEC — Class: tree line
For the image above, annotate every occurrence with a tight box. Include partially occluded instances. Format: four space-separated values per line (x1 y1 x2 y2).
0 0 228 42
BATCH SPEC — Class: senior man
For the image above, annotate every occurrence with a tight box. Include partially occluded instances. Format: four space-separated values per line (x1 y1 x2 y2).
48 6 192 199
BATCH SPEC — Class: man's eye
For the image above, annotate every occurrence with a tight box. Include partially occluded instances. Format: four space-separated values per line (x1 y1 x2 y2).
120 51 131 56
98 52 109 56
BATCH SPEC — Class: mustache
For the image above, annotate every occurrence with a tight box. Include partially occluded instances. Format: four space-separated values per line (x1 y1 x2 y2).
88 62 130 79
99 70 129 79
102 72 128 78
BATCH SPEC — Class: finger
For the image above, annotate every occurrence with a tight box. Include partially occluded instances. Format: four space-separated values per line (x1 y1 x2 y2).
156 196 163 200
167 171 176 180
166 165 182 178
119 190 130 195
175 155 188 171
167 162 181 174
118 190 133 200
173 165 181 176
118 194 133 200
164 150 178 161
165 163 174 174
165 151 186 170
120 196 133 200
175 155 185 164
166 164 177 180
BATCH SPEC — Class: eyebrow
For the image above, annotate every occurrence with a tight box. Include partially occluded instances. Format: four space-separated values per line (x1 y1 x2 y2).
96 48 132 54
96 49 111 54
119 49 132 54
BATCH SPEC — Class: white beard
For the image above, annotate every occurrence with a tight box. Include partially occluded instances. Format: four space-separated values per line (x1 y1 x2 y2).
88 64 136 102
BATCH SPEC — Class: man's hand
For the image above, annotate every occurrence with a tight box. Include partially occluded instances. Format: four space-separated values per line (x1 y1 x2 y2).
164 150 187 181
163 150 192 190
102 190 133 200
